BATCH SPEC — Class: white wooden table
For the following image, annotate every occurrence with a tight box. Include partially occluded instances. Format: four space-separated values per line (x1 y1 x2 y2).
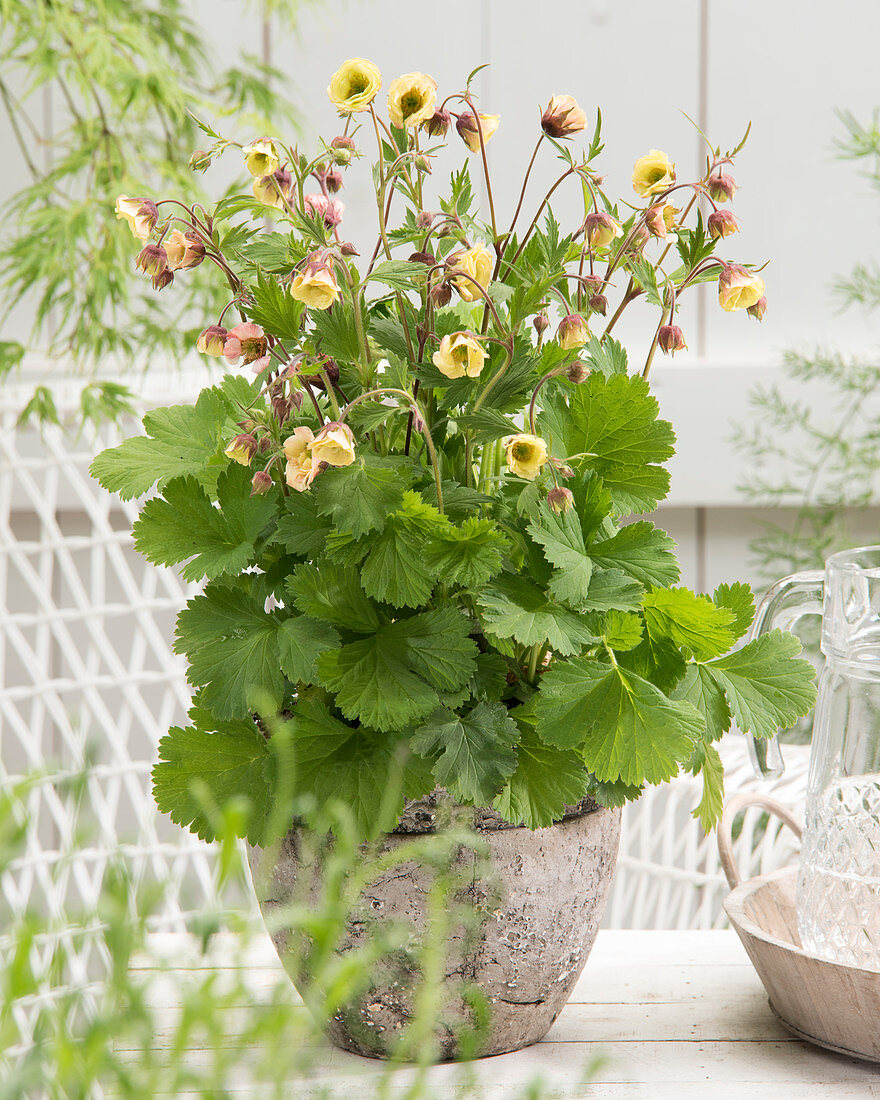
130 929 880 1098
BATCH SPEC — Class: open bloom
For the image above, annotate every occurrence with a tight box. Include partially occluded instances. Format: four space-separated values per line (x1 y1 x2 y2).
197 325 227 356
304 193 345 227
557 313 590 350
645 203 677 239
290 255 341 310
632 149 676 197
584 211 623 250
283 426 319 492
449 241 493 302
223 322 267 365
310 421 356 467
327 58 382 113
387 72 437 129
505 433 548 481
114 195 158 240
718 264 765 312
432 332 488 379
164 229 205 271
456 112 500 152
242 138 280 178
541 95 587 139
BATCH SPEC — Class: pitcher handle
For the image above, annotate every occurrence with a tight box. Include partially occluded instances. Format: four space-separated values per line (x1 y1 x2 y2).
746 569 824 779
718 792 803 888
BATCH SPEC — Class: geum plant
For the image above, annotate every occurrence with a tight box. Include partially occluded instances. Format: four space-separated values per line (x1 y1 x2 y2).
92 60 816 842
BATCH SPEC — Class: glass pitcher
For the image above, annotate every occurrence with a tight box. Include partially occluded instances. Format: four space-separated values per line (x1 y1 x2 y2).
749 545 880 969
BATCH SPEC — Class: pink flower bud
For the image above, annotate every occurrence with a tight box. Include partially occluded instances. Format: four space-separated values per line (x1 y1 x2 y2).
547 486 575 514
658 324 687 356
533 310 550 337
589 293 608 316
584 211 623 250
197 325 228 356
151 268 173 291
430 280 452 308
325 167 343 193
566 361 590 384
557 313 590 351
541 95 588 139
330 135 356 165
225 433 258 467
339 241 360 256
423 108 452 137
135 243 168 277
581 274 603 294
250 470 274 495
708 209 739 240
416 210 435 230
188 149 212 172
625 225 650 255
747 295 767 322
707 173 737 203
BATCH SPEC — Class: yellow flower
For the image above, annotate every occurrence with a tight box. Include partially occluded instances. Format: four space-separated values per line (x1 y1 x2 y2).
387 72 437 129
283 426 318 492
449 241 493 302
310 422 356 467
645 203 677 239
432 332 488 379
327 58 382 114
290 259 341 310
557 313 591 351
718 264 765 312
505 433 548 481
224 433 257 467
242 138 280 178
584 211 623 250
632 149 676 197
114 195 158 240
541 95 587 139
456 112 500 153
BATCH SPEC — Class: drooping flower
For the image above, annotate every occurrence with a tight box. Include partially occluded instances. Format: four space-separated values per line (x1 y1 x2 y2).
557 313 591 350
708 209 739 240
290 254 341 310
658 324 687 356
423 108 452 137
632 149 676 197
584 211 623 250
225 433 258 466
456 111 500 153
242 138 280 178
283 426 319 492
223 322 268 365
449 241 493 302
197 325 228 357
707 173 737 203
250 470 274 495
541 95 587 139
114 195 158 240
387 72 438 129
310 421 356 467
327 58 382 114
135 243 167 277
164 229 206 271
718 264 765 312
432 332 488 379
505 433 548 481
253 167 293 208
645 203 677 239
547 486 575 514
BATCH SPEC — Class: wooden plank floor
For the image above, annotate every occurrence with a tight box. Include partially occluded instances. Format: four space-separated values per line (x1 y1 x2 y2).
125 929 880 1097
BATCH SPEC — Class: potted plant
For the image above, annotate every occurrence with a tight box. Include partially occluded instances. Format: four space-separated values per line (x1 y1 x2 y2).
91 60 817 1060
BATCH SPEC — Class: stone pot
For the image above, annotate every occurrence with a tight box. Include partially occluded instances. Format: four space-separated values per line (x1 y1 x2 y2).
247 793 621 1060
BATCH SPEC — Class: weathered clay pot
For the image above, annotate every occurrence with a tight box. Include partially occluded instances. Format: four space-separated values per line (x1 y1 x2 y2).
247 793 621 1060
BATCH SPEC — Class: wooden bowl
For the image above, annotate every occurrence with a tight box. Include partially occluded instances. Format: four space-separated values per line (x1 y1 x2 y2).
720 793 880 1064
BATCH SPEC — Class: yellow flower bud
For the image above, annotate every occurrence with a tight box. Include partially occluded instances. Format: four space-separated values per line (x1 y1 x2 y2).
290 259 341 310
456 112 500 153
225 433 258 467
242 138 280 179
449 241 493 302
114 195 158 241
432 332 488 379
387 72 437 129
505 433 548 481
197 325 228 357
541 95 587 139
327 58 382 114
632 149 676 197
584 211 623 250
718 264 765 313
557 313 591 351
310 422 356 468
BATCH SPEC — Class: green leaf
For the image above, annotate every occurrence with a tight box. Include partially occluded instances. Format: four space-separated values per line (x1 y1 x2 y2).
701 630 818 740
277 616 340 683
642 587 737 662
152 714 274 844
589 522 680 588
540 372 675 514
528 501 593 607
132 465 275 582
618 632 688 695
366 259 420 291
576 569 645 612
456 409 520 443
595 609 644 652
569 468 614 544
427 517 508 589
315 607 477 730
313 461 407 539
91 387 233 500
288 562 386 634
287 699 431 840
713 582 756 641
477 573 598 656
536 659 704 786
174 584 287 720
674 664 732 742
359 491 449 608
493 728 588 828
687 741 725 832
412 702 520 804
274 491 334 559
311 301 362 363
244 268 306 341
582 334 628 376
